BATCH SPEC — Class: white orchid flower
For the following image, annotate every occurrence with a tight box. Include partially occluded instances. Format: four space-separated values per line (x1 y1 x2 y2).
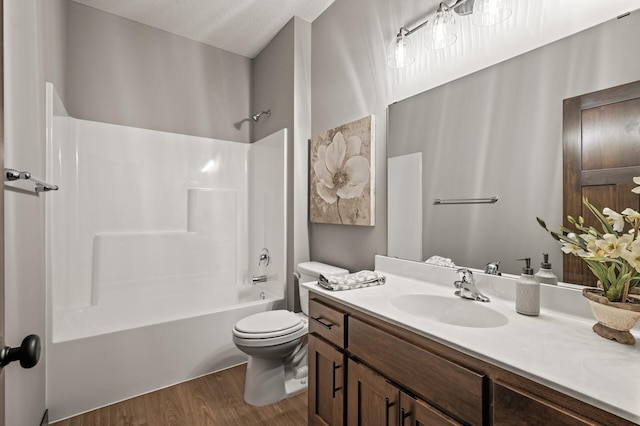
580 233 597 244
560 242 581 255
314 132 370 204
603 207 624 232
621 239 640 273
622 208 640 221
561 237 591 257
632 176 640 194
595 233 632 258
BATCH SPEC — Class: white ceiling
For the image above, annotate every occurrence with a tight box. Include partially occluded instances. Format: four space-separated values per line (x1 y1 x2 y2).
71 0 335 58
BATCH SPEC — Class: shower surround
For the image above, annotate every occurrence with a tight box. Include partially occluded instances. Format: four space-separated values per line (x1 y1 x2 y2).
44 83 287 420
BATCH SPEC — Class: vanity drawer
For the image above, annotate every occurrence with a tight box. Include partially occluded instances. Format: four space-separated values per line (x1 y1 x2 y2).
309 299 348 348
348 317 485 426
493 382 595 425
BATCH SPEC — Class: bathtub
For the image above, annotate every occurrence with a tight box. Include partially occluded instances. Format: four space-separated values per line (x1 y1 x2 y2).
45 84 289 421
47 284 284 422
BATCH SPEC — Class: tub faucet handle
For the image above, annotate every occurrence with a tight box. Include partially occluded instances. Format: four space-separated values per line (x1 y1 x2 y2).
258 248 270 266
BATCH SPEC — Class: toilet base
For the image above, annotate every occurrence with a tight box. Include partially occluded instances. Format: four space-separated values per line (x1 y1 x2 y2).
243 354 308 406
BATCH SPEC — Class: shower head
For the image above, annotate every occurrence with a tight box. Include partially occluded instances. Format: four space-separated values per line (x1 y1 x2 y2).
252 109 271 122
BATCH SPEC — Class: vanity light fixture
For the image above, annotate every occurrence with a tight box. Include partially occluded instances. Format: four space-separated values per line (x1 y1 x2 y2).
387 28 415 68
387 0 512 68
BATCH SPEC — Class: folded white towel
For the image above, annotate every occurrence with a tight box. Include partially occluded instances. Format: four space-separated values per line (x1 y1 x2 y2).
424 255 456 268
318 270 386 291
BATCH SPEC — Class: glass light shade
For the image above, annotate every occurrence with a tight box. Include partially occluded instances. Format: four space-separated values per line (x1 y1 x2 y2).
472 0 512 26
424 8 457 50
387 32 415 68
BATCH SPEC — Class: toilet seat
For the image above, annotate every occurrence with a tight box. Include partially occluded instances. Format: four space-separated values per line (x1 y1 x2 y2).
232 310 308 347
235 310 302 335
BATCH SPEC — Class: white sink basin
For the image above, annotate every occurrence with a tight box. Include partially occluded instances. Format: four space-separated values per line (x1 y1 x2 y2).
390 294 508 328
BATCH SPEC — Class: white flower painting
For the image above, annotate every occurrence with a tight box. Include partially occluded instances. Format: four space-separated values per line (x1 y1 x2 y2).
310 115 375 226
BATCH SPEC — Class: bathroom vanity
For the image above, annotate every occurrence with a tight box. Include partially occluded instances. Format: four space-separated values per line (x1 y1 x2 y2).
305 256 640 425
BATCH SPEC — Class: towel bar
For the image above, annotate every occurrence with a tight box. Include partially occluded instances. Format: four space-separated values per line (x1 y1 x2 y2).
4 168 59 192
434 196 498 205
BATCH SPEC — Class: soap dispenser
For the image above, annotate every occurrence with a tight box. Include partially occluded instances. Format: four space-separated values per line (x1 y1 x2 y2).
535 253 558 286
516 258 539 316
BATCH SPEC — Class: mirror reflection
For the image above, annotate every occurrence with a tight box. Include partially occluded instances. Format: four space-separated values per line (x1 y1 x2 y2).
387 11 640 280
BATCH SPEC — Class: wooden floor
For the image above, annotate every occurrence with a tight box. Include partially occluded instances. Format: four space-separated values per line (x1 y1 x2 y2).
51 364 308 426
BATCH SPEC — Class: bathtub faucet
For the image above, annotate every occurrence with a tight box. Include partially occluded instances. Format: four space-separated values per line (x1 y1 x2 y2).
252 275 268 284
251 274 276 284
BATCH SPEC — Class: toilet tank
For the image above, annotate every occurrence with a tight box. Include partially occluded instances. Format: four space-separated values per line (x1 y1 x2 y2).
297 261 348 315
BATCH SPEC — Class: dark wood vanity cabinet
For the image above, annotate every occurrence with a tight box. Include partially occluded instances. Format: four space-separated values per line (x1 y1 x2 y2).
308 299 348 426
492 382 597 426
347 358 400 426
308 293 634 426
348 317 483 425
309 334 345 426
400 391 461 426
347 358 460 426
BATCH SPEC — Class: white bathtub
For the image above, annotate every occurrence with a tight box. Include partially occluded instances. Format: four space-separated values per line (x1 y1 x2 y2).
45 84 289 421
47 285 284 422
52 279 279 342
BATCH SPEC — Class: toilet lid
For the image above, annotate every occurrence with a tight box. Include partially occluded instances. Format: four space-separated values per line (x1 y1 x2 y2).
235 310 302 335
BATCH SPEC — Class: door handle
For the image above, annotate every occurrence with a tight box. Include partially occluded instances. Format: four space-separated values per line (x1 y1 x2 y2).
332 362 342 398
0 334 41 369
385 397 396 426
401 407 411 425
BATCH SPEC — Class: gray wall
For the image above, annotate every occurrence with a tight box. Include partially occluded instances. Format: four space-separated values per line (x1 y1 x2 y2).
252 17 312 309
252 20 294 142
5 0 68 424
252 19 296 309
311 0 640 273
388 11 640 276
66 1 252 142
310 0 390 272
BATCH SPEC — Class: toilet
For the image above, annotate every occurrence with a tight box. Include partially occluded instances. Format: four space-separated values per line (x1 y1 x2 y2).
232 261 348 406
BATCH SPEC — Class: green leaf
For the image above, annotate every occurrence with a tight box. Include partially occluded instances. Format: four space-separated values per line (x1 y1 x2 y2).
536 217 547 229
583 197 616 235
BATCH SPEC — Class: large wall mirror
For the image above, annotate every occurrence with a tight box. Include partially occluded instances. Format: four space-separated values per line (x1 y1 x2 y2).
387 11 640 280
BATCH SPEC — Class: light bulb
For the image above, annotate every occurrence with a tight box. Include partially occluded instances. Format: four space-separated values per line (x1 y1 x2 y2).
387 30 415 68
424 6 457 50
472 0 512 26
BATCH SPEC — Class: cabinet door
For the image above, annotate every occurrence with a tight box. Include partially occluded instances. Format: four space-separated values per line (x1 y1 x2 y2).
348 317 485 425
399 392 461 426
347 359 400 426
309 334 345 426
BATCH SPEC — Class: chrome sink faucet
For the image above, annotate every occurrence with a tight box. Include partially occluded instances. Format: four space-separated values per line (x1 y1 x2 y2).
454 269 490 302
484 261 501 276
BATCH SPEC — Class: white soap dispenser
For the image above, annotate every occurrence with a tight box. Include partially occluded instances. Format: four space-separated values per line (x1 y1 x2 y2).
535 253 558 286
516 258 539 316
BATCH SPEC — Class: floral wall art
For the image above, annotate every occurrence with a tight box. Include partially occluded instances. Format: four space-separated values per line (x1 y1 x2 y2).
310 115 375 226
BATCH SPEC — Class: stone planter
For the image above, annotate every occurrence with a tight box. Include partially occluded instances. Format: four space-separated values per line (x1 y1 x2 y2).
582 288 640 345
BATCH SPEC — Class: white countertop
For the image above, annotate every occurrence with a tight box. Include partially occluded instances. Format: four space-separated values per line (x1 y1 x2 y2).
302 256 640 424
